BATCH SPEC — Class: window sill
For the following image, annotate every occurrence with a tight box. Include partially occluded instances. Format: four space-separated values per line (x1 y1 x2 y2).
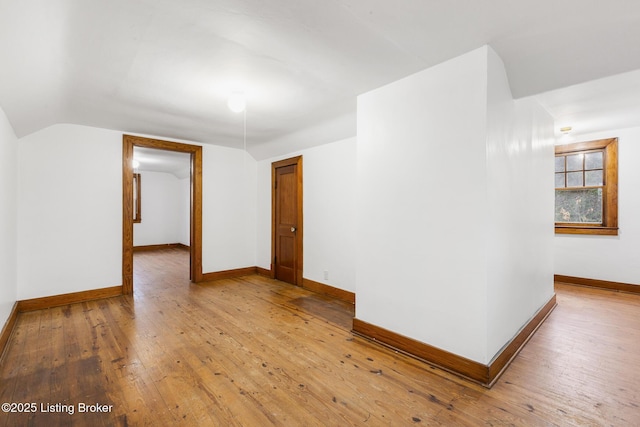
555 226 618 236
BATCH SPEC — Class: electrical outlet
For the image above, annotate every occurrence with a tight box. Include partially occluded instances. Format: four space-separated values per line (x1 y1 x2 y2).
323 270 329 281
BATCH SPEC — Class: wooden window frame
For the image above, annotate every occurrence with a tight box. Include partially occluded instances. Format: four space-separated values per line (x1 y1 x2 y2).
555 138 618 235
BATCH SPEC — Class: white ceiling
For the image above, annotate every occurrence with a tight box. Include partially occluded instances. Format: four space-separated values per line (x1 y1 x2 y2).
1 1 640 159
133 146 190 178
535 68 640 140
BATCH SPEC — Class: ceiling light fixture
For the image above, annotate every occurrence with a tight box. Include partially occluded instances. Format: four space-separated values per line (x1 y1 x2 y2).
560 126 572 135
228 90 246 113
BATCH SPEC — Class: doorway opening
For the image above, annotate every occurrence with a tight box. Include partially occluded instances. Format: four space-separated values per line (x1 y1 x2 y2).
122 135 203 295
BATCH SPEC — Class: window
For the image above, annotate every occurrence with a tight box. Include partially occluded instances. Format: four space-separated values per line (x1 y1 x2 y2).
555 138 618 235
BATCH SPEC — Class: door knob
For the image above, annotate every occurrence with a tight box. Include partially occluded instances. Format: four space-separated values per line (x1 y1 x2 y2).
291 227 296 232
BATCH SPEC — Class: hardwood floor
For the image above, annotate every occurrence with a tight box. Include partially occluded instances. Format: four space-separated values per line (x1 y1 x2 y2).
1 248 639 426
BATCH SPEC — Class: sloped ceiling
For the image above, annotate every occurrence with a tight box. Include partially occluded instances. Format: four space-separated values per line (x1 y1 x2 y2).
1 0 640 159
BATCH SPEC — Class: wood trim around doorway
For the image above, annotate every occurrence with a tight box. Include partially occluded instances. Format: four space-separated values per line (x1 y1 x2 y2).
271 156 303 285
122 135 203 294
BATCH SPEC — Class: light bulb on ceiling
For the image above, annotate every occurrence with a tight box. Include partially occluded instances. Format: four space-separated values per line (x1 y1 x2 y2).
228 90 246 113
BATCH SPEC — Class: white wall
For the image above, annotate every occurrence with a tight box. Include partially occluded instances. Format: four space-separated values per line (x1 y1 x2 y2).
485 49 555 359
133 171 188 247
17 124 257 300
18 124 122 300
178 177 190 246
356 46 554 364
256 137 357 292
554 127 640 286
0 105 18 327
356 47 490 362
202 146 257 273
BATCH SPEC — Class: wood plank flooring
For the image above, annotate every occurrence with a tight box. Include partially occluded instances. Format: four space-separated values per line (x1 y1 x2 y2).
1 247 639 426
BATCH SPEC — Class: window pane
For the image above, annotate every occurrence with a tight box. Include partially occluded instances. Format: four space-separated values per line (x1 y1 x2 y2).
585 151 603 170
566 154 583 171
555 173 566 188
555 188 603 223
555 156 565 172
585 170 603 186
567 171 583 187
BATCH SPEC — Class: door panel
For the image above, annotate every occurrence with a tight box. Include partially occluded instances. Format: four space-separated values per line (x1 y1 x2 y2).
276 235 295 283
278 167 296 224
273 157 302 285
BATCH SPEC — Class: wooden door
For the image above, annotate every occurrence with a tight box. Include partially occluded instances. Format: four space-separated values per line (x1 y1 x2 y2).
272 156 303 285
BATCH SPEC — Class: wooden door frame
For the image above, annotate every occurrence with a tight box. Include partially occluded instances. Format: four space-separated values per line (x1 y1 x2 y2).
271 156 303 285
122 134 203 295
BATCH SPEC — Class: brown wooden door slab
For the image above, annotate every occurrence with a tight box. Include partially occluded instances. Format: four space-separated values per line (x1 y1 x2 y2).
272 156 303 285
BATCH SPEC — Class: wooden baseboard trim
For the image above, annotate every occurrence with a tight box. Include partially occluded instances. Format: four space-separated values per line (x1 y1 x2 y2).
554 275 640 294
17 286 123 312
302 278 355 304
200 267 258 282
133 243 189 252
256 267 271 277
487 294 557 386
352 294 556 388
352 318 488 385
0 302 19 362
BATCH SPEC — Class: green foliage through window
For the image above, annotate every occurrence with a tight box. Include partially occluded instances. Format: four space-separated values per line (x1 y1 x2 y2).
555 188 602 223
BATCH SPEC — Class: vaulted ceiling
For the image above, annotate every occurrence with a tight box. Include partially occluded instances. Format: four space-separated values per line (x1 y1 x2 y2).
1 0 640 159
